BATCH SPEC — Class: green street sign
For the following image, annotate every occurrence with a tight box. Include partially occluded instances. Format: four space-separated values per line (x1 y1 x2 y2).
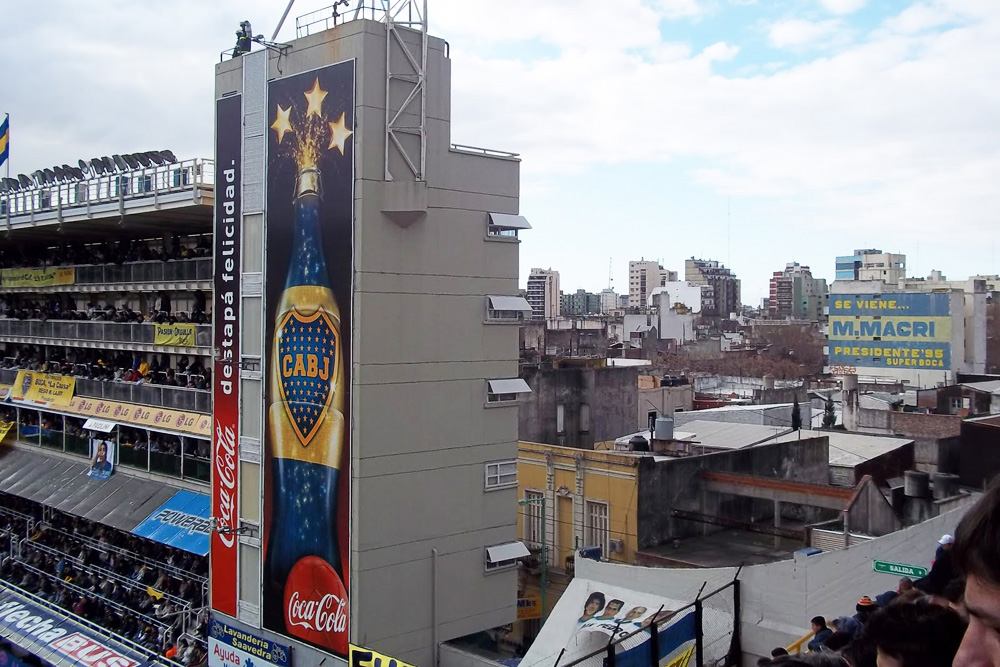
873 560 927 578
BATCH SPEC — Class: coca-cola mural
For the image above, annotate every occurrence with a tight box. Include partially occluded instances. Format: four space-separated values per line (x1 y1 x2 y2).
211 93 242 617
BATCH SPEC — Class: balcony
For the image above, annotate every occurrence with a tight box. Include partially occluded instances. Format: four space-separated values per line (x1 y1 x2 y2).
0 368 211 413
0 258 212 293
0 319 211 353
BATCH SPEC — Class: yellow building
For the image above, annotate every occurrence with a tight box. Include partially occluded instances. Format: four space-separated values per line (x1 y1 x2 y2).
516 441 640 620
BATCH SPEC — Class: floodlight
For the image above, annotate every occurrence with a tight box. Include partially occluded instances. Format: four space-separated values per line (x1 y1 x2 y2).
112 155 127 171
17 174 31 188
134 153 152 168
146 152 165 166
122 154 140 169
158 150 177 164
101 157 114 172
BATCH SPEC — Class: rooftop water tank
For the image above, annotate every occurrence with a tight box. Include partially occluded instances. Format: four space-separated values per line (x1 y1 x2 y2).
654 417 674 441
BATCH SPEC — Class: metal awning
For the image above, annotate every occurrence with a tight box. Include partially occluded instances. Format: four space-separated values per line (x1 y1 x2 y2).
488 213 532 230
486 541 530 563
487 295 532 313
487 378 532 395
0 446 181 532
82 418 116 433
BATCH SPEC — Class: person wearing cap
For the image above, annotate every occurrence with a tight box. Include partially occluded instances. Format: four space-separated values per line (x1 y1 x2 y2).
916 534 955 596
855 596 876 626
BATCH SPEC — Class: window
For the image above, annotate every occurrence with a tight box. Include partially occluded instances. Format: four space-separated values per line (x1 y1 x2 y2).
950 397 963 412
487 378 531 404
580 404 590 433
488 213 532 238
524 491 543 548
485 541 529 572
585 500 610 556
485 460 517 490
487 295 532 322
647 410 658 430
556 404 565 434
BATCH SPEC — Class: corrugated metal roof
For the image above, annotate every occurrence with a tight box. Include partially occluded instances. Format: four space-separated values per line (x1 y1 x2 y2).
961 380 1000 394
0 446 186 532
670 420 792 449
770 429 913 467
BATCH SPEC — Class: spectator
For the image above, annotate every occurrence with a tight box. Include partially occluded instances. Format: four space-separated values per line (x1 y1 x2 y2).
916 535 954 596
861 600 965 667
953 478 1000 667
808 616 833 652
875 578 914 607
855 596 876 626
771 648 789 658
831 615 862 640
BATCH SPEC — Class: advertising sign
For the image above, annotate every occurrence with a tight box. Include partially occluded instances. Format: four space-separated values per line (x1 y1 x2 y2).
0 589 145 667
518 597 542 620
11 371 75 407
348 645 416 667
0 267 75 288
828 293 952 369
261 61 355 657
87 439 115 479
61 397 210 438
133 489 211 556
154 323 197 347
209 618 290 667
0 422 13 442
212 92 242 617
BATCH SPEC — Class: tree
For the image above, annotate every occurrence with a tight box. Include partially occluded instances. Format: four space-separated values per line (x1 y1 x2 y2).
791 397 802 430
822 396 837 428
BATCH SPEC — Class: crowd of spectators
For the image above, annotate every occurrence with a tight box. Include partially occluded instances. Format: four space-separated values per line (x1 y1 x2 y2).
1 345 210 389
0 493 207 665
0 291 209 326
0 236 211 269
762 479 1000 667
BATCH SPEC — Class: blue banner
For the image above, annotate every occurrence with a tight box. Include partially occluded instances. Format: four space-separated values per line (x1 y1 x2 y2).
209 618 290 667
829 292 951 317
0 585 147 667
132 490 210 556
616 611 697 667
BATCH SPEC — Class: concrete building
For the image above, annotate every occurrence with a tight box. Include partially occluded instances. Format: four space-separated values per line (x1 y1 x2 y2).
685 258 740 317
628 260 676 309
599 288 619 314
836 249 906 284
561 288 601 316
527 268 561 320
768 262 828 321
647 280 705 312
215 12 528 666
518 360 639 449
827 280 987 387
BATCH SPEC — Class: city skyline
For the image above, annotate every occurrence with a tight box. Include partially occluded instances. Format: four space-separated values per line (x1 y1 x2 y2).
1 1 998 305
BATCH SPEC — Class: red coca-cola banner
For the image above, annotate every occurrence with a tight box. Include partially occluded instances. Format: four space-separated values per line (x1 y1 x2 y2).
211 93 242 617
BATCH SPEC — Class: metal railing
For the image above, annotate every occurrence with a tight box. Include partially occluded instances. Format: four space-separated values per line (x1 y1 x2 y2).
0 159 214 222
0 258 213 289
0 370 210 412
0 319 211 349
297 1 397 37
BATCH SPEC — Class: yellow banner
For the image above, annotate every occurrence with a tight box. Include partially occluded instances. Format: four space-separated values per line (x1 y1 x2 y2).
67 396 211 437
0 385 9 401
517 597 542 620
0 267 75 288
12 371 76 407
154 323 197 347
0 422 13 442
349 645 416 667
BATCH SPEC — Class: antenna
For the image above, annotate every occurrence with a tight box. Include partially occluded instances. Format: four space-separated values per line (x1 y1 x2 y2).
608 257 613 290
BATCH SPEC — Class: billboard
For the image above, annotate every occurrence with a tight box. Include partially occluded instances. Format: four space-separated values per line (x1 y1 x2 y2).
11 370 75 407
828 293 952 370
87 439 115 480
262 60 354 657
212 92 242 617
133 489 211 556
209 618 290 667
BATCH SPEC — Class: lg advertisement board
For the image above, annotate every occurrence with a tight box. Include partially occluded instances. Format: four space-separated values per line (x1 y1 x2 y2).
828 293 952 371
261 60 355 658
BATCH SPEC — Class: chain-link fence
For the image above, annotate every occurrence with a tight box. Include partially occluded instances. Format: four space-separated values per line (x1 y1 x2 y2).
558 579 741 667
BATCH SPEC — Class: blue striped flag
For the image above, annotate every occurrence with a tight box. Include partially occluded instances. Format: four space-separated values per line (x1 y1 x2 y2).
0 115 8 168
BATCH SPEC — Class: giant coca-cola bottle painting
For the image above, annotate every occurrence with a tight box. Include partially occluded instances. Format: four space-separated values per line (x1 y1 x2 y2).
262 62 354 657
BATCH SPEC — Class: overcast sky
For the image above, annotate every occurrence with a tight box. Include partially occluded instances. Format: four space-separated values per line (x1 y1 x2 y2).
2 0 997 306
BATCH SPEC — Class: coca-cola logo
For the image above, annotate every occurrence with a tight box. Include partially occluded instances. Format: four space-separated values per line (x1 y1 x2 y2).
284 556 348 653
214 421 238 549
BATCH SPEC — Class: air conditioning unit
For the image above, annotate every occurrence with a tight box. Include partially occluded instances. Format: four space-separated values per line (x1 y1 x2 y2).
609 539 624 554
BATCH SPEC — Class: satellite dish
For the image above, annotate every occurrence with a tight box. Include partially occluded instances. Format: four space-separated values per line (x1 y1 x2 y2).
158 150 177 164
122 154 140 170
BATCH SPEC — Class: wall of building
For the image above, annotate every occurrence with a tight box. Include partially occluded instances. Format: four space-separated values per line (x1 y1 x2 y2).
635 437 832 549
518 365 639 449
575 506 969 664
959 418 1000 489
674 404 811 429
638 385 694 430
517 442 640 569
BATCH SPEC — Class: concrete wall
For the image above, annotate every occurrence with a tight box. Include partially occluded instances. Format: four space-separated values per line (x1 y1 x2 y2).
439 644 503 667
635 437 832 549
638 385 694 429
518 366 639 449
845 478 901 537
959 419 1000 488
674 403 811 429
575 506 971 665
220 20 523 666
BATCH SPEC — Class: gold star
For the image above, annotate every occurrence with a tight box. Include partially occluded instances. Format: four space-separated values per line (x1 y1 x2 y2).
304 78 328 118
271 105 293 144
328 113 354 155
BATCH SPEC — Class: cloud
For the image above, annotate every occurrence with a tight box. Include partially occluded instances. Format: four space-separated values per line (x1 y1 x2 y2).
767 18 847 49
819 0 867 15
